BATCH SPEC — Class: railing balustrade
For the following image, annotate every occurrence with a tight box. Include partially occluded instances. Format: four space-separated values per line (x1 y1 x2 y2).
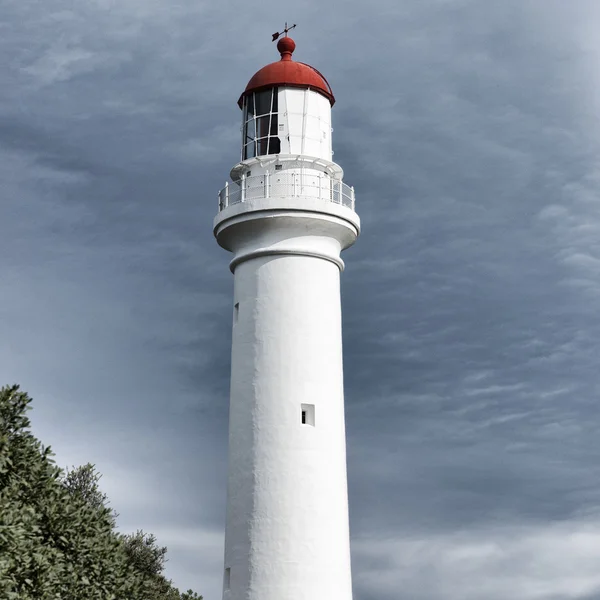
218 171 355 212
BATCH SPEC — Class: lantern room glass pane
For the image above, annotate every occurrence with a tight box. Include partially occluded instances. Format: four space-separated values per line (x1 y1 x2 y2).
242 88 279 159
268 136 280 154
245 94 255 118
244 141 256 160
257 137 269 156
245 117 255 140
255 90 271 117
257 116 270 139
269 116 278 136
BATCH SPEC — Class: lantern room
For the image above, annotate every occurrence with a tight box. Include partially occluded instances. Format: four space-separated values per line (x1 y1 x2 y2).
216 33 356 217
237 36 335 163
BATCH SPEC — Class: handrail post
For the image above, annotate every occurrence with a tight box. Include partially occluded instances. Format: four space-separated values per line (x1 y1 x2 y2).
351 185 355 210
225 181 229 208
293 172 298 197
265 170 270 199
317 172 321 200
241 174 246 203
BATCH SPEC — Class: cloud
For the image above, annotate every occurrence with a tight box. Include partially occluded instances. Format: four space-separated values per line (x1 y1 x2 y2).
537 173 600 299
3 0 600 599
354 517 600 600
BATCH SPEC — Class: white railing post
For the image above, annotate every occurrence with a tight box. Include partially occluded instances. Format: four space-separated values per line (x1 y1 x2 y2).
317 172 321 200
225 181 229 208
241 174 246 203
351 185 355 210
265 170 270 199
293 172 298 197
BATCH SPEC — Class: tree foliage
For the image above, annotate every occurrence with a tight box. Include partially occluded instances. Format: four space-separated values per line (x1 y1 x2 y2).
62 462 119 526
0 384 202 600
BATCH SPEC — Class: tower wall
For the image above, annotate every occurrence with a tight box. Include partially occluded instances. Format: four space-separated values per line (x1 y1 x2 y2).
223 247 352 600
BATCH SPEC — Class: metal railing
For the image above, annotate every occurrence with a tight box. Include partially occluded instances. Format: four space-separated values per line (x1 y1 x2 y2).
218 171 355 212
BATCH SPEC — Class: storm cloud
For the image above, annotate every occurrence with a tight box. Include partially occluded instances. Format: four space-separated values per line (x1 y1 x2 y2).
2 1 600 598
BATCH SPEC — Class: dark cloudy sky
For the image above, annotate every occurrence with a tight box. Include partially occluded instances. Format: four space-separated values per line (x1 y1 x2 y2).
3 0 600 598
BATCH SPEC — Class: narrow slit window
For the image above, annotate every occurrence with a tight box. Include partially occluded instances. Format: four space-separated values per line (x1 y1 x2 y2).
224 567 231 590
234 303 239 324
301 404 315 426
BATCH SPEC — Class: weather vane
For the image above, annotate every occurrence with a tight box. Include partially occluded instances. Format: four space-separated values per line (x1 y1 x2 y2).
272 22 297 42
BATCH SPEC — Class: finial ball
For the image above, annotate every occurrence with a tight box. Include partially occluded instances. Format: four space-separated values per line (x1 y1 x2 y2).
277 36 296 57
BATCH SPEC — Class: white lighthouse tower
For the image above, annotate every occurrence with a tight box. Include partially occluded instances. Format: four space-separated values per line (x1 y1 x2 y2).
214 29 360 600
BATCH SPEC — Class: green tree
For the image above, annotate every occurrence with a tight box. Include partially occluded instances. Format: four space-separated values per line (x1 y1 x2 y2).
60 465 203 599
118 530 167 579
120 529 177 598
62 462 119 526
0 384 142 599
0 384 203 599
179 590 203 600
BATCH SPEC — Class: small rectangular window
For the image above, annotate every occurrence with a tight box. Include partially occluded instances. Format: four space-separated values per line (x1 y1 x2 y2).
224 567 231 590
301 404 315 426
234 303 239 324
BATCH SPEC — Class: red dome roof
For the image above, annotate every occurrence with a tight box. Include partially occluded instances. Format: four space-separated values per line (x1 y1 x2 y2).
237 37 335 108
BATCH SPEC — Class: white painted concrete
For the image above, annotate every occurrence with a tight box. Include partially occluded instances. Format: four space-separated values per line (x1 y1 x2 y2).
216 83 359 600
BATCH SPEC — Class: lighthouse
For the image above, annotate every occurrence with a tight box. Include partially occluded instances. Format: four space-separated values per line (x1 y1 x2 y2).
214 28 360 600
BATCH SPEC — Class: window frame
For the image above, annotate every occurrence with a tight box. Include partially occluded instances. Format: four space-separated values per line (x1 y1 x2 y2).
242 88 280 160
